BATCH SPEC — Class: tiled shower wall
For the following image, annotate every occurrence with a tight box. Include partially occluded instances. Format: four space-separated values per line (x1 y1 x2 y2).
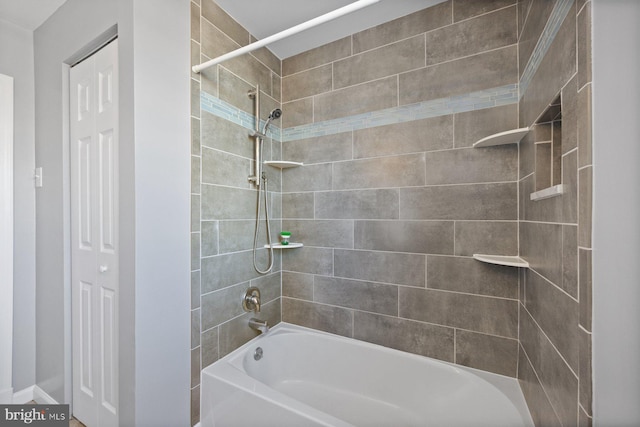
189 0 594 426
516 1 593 426
280 0 522 377
189 1 284 424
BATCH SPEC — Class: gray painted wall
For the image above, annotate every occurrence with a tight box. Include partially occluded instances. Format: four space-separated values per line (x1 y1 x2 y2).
33 0 190 424
0 18 36 394
592 0 640 424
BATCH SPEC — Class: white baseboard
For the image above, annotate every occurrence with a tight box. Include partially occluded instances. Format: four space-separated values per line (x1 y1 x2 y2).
12 385 59 405
12 385 34 403
33 385 59 404
0 387 14 404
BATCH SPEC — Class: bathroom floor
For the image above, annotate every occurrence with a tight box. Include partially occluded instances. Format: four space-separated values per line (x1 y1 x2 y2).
27 401 86 427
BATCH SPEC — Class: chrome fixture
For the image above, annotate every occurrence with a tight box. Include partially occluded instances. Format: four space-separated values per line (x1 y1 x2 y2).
249 318 269 335
242 286 261 313
253 347 264 361
248 85 282 274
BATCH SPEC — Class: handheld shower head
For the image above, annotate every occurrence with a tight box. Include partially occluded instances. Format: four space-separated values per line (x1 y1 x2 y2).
269 108 282 120
262 108 283 133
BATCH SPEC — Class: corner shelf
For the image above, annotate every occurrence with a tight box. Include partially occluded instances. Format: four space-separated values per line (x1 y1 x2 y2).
473 128 530 148
473 254 529 268
264 243 303 249
530 184 564 201
264 161 303 169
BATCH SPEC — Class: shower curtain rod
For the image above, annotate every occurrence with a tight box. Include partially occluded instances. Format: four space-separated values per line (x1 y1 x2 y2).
192 0 381 74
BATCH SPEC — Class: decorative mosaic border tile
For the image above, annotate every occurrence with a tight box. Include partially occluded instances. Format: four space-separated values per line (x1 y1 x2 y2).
200 92 281 140
519 0 574 97
282 84 518 142
200 0 573 143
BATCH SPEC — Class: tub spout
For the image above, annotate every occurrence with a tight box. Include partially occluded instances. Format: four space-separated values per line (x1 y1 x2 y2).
249 317 269 334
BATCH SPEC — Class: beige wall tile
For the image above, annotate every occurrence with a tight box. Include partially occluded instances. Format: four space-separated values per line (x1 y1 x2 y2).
315 76 398 122
352 1 452 53
354 312 454 362
400 46 517 105
453 0 516 22
334 35 425 89
283 37 351 76
427 6 517 66
456 330 518 377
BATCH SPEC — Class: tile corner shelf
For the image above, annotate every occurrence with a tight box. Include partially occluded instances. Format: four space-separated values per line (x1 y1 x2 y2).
264 243 303 249
264 161 303 169
473 128 530 148
530 184 564 201
473 254 529 268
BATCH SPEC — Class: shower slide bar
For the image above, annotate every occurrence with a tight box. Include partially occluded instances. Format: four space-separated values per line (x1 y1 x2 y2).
192 0 381 74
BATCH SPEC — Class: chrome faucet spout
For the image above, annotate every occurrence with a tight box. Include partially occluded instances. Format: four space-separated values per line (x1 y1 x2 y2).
249 317 269 334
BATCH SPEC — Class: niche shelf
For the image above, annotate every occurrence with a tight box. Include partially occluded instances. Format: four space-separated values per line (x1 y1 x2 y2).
473 254 529 268
473 128 530 148
264 243 303 249
530 184 564 201
264 161 303 169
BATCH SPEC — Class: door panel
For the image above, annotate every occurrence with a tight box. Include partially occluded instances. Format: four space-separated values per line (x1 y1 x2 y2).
71 39 118 427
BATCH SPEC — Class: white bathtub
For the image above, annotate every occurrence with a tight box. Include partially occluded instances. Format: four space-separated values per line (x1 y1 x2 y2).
201 323 533 427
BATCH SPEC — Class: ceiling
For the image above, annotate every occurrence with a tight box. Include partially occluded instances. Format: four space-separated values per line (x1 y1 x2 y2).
210 0 445 58
0 0 68 31
0 0 444 58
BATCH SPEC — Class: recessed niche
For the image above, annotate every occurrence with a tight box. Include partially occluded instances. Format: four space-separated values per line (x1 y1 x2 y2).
532 94 564 200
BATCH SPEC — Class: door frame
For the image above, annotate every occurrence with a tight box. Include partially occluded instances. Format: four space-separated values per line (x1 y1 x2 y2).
0 73 14 403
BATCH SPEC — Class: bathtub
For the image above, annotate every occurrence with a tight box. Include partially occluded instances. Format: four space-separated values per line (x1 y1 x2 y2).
200 323 533 427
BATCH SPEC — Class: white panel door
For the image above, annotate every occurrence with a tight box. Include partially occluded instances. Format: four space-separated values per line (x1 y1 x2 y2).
70 39 119 427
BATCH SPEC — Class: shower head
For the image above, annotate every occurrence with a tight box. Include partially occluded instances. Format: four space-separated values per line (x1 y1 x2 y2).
269 108 282 120
262 108 283 134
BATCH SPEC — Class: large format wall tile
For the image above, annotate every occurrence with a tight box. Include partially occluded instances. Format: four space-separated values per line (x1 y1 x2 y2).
518 344 562 427
520 221 563 286
520 309 578 425
334 249 425 287
454 221 518 257
426 6 517 66
354 220 454 255
282 298 353 337
282 64 332 102
282 246 333 276
399 46 517 105
353 116 453 158
400 183 517 220
524 269 579 373
283 132 352 164
453 0 516 22
454 104 518 148
283 37 351 76
427 256 518 299
455 330 518 376
424 146 517 185
399 287 518 338
334 35 425 89
201 185 255 220
518 0 555 78
353 311 454 362
352 1 452 53
333 154 426 190
520 6 576 127
282 219 354 249
315 189 399 219
315 77 398 122
314 276 398 316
